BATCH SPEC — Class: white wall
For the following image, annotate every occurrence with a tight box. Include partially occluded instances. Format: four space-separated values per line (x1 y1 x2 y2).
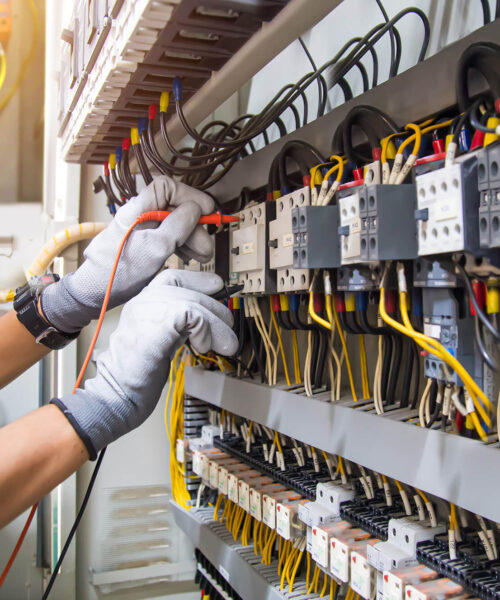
244 0 496 147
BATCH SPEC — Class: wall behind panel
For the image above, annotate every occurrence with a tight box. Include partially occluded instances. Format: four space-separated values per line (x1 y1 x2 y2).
0 0 45 204
243 0 496 147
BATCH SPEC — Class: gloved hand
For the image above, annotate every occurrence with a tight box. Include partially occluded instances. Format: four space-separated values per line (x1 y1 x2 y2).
41 176 215 333
52 270 238 458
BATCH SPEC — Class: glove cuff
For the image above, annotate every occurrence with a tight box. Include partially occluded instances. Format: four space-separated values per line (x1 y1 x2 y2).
51 398 98 460
41 277 95 333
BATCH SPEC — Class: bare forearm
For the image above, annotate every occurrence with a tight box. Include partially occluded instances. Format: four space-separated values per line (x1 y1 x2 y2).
0 404 88 527
0 310 50 388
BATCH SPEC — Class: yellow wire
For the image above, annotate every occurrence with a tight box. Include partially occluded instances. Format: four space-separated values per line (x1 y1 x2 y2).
311 161 335 187
379 285 491 439
0 0 40 114
320 571 328 597
307 566 320 594
416 488 429 504
396 123 422 156
327 295 358 401
330 578 336 600
270 297 291 385
0 47 6 91
396 119 455 157
323 155 345 182
274 431 283 455
254 520 260 556
213 494 223 521
306 551 311 588
291 328 302 384
450 503 457 531
358 334 370 399
309 290 332 330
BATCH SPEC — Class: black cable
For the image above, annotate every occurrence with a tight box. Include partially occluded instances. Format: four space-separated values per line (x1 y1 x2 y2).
399 339 413 408
409 340 420 409
132 142 153 185
42 449 106 600
480 0 491 24
298 36 326 118
110 165 129 200
380 335 393 403
497 0 500 18
374 0 396 77
121 148 137 196
247 318 265 383
455 262 500 341
474 315 499 371
386 333 402 404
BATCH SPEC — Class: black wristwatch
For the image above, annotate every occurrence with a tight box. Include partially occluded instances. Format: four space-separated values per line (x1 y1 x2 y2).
14 275 80 350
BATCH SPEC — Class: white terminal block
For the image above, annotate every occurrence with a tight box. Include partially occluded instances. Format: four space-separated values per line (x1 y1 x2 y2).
59 0 178 161
316 481 355 514
276 502 305 540
339 190 363 264
415 163 467 255
387 517 445 556
298 501 338 528
229 202 272 294
201 425 221 445
268 186 310 292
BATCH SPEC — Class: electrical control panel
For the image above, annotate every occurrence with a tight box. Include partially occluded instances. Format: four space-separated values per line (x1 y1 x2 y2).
415 156 480 256
229 202 275 294
339 185 418 265
268 186 310 292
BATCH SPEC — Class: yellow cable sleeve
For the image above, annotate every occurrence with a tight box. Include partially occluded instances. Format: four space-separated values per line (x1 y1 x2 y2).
327 296 358 401
270 297 291 386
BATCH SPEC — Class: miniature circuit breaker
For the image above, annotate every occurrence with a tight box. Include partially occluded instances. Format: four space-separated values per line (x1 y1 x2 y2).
415 155 480 256
229 201 276 294
477 143 500 248
338 184 418 265
292 205 341 269
268 186 310 292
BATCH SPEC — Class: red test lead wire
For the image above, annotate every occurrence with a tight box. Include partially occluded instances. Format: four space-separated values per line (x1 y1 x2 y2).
137 210 240 227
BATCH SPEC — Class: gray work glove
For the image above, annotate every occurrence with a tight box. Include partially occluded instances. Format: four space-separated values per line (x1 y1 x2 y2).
52 270 238 458
41 176 215 333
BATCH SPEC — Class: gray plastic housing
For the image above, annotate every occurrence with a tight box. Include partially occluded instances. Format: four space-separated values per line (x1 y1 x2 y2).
292 205 341 269
339 184 418 264
477 144 500 248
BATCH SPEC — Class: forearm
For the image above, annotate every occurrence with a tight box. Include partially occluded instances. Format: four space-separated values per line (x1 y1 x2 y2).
0 404 88 528
0 310 50 388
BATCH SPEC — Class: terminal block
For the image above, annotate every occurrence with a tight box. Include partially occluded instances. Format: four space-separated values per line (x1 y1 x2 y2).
292 205 341 269
268 186 310 292
338 184 418 265
229 202 275 294
415 155 479 256
477 143 500 248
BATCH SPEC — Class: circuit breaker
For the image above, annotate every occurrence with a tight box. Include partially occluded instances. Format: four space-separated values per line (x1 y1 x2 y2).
415 155 480 256
229 202 275 294
268 186 310 292
338 184 418 265
477 143 500 248
292 205 341 269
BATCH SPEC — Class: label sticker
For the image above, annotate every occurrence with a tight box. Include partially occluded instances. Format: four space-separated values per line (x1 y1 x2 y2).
423 322 441 340
311 527 329 568
201 455 210 483
242 241 254 255
192 450 201 476
239 480 250 512
263 495 276 529
209 460 218 489
283 233 294 247
350 552 373 599
249 488 262 521
218 467 228 495
176 439 185 463
276 504 291 540
228 474 239 503
330 537 350 582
